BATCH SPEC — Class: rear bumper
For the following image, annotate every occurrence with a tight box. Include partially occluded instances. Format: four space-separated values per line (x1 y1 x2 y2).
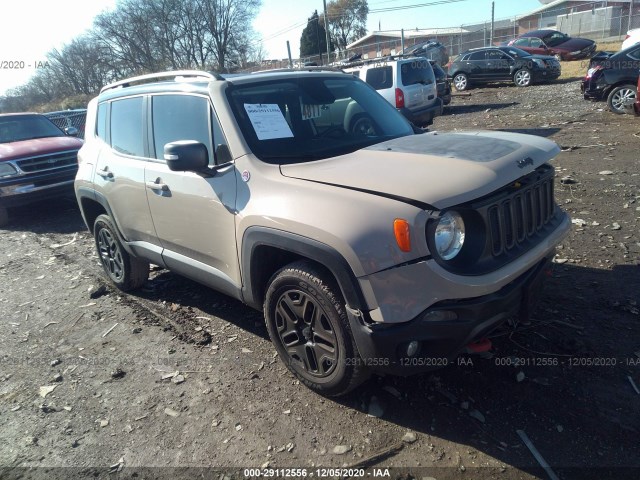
532 69 561 82
347 256 553 376
0 167 77 207
399 98 444 126
581 79 607 100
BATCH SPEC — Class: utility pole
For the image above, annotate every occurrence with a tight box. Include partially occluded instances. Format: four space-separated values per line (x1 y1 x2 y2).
629 0 634 32
401 28 405 53
322 0 331 63
286 41 293 68
490 1 495 46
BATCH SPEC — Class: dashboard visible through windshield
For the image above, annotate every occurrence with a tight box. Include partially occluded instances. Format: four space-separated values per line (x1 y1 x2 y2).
226 76 415 163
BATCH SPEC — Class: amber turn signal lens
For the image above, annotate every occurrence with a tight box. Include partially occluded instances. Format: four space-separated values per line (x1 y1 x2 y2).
393 219 411 252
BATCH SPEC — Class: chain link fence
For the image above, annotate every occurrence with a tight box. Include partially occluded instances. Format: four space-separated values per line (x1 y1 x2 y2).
43 109 87 139
252 1 640 71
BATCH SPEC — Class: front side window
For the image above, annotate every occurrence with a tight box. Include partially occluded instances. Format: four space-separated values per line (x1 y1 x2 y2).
543 32 567 47
226 76 414 163
110 97 144 157
151 95 214 163
469 51 486 61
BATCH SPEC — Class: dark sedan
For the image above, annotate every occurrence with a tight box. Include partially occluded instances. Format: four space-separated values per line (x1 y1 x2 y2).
448 46 561 91
508 30 596 61
582 44 640 114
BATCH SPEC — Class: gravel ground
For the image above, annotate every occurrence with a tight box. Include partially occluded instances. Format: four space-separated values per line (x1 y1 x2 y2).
0 79 639 480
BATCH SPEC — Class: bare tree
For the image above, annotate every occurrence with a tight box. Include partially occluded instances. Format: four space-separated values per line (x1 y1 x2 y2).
325 0 368 52
196 0 261 72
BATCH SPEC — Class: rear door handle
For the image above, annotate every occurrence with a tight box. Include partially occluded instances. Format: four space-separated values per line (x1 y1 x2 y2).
96 168 113 179
146 181 170 192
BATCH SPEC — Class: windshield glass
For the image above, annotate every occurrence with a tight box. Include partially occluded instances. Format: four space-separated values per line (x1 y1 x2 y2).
499 46 531 58
226 75 415 163
0 115 64 143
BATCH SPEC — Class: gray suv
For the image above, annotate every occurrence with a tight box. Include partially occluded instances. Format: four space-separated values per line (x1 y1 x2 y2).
75 69 570 396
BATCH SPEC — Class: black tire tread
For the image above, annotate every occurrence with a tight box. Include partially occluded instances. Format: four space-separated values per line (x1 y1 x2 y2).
93 214 149 292
264 260 369 397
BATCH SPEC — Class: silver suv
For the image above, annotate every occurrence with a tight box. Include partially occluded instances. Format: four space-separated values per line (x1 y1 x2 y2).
75 69 570 396
344 57 443 126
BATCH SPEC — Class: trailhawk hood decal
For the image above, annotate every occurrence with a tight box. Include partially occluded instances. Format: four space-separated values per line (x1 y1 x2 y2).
280 131 560 210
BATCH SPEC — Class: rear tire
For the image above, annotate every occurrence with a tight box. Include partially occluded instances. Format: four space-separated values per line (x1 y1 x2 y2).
606 84 636 114
93 214 149 291
453 73 469 91
264 261 369 396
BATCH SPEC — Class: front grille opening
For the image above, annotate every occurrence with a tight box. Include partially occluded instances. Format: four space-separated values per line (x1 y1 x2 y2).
480 166 557 261
17 151 78 173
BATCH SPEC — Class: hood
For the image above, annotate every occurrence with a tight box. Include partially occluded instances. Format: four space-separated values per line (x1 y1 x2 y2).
280 131 560 210
556 37 594 51
0 136 83 162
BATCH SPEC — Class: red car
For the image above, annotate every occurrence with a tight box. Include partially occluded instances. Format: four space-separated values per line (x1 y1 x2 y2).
0 113 83 226
508 29 596 61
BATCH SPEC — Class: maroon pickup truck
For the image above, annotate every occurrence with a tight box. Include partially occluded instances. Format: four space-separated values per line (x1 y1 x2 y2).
0 113 83 226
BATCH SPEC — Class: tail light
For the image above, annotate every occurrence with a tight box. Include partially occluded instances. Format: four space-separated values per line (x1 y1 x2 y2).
625 34 630 40
395 88 405 109
585 65 602 80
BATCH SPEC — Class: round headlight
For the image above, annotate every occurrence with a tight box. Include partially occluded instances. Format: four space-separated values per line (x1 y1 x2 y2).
434 211 465 260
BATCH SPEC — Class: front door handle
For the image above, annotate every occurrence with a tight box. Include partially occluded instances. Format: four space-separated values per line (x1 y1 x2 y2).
146 180 170 192
96 168 113 179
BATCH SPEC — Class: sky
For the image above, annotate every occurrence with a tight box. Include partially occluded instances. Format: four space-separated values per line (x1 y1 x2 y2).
0 0 545 95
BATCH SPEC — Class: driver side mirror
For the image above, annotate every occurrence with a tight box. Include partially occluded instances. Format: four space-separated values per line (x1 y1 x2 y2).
164 140 209 172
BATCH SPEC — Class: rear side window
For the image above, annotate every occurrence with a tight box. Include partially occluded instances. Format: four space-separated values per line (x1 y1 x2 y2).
400 60 434 86
110 97 144 157
151 95 213 162
365 66 393 90
96 103 107 141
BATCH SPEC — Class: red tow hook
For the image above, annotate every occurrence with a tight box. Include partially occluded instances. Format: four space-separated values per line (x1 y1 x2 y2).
465 338 492 354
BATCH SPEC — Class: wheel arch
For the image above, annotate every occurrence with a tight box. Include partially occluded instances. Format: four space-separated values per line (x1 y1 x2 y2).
76 187 134 255
241 227 367 314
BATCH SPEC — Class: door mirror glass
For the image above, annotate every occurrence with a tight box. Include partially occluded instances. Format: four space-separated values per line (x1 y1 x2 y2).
64 126 79 137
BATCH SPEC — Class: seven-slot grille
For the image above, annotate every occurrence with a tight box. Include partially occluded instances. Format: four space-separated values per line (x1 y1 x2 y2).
16 150 78 173
485 167 555 257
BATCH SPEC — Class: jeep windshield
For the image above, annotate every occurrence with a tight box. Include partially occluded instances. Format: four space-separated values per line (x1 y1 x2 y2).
0 114 65 144
226 75 415 163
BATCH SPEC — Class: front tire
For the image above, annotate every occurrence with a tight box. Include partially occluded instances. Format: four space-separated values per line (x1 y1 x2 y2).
264 261 368 396
93 214 149 291
453 73 469 91
607 84 636 114
514 68 532 87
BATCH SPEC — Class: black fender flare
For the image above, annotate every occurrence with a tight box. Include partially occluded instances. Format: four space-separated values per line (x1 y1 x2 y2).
240 226 367 313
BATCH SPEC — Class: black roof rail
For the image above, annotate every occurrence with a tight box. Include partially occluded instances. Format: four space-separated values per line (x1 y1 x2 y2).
100 70 222 93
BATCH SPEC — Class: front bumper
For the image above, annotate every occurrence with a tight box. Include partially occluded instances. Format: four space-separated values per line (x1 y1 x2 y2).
532 68 561 82
347 255 553 376
0 167 77 207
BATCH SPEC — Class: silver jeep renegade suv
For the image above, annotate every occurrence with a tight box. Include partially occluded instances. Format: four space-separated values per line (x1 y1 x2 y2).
75 69 570 396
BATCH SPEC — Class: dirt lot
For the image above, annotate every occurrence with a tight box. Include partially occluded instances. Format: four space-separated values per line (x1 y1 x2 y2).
1 79 639 480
